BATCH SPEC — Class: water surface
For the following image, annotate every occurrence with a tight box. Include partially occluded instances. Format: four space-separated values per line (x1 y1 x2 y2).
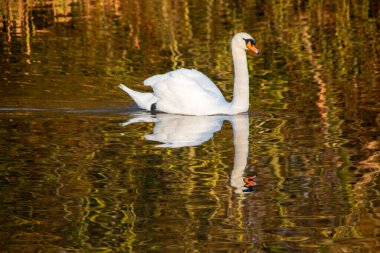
1 0 379 252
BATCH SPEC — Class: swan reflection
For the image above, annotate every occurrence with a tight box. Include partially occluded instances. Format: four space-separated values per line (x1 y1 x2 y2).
121 113 254 193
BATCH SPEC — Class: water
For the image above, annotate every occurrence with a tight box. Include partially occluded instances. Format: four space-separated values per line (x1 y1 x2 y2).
1 0 380 252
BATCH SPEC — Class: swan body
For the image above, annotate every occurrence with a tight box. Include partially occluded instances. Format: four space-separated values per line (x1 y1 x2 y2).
120 32 259 116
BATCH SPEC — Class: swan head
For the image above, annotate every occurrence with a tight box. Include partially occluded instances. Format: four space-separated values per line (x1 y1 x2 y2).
232 32 260 54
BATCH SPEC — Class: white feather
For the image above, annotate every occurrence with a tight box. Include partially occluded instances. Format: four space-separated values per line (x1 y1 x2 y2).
119 84 158 111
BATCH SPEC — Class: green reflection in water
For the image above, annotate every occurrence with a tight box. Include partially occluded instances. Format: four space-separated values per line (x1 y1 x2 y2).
0 0 379 252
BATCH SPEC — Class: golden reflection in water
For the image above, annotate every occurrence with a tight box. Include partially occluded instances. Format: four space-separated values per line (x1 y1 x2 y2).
0 110 378 251
119 113 257 250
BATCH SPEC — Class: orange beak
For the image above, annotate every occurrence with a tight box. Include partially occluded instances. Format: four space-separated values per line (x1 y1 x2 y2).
247 42 259 54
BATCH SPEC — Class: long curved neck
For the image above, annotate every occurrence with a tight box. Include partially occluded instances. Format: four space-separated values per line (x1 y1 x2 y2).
231 47 249 112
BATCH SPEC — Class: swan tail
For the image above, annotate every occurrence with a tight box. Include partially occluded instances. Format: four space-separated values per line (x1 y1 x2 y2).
119 84 158 110
143 74 164 86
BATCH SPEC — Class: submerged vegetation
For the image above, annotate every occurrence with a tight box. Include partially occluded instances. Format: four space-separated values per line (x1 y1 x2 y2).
0 0 379 252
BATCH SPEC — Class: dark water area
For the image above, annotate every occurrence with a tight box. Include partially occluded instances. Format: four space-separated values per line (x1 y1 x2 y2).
1 0 380 252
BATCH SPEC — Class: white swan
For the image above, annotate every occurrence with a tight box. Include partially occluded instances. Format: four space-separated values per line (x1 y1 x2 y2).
119 32 259 115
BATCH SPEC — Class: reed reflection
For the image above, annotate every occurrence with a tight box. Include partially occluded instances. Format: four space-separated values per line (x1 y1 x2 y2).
121 112 255 193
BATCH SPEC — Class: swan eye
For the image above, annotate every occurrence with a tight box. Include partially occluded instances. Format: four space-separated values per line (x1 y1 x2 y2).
243 38 256 46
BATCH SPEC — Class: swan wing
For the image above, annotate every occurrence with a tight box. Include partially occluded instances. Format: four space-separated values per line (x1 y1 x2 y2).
144 69 227 114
